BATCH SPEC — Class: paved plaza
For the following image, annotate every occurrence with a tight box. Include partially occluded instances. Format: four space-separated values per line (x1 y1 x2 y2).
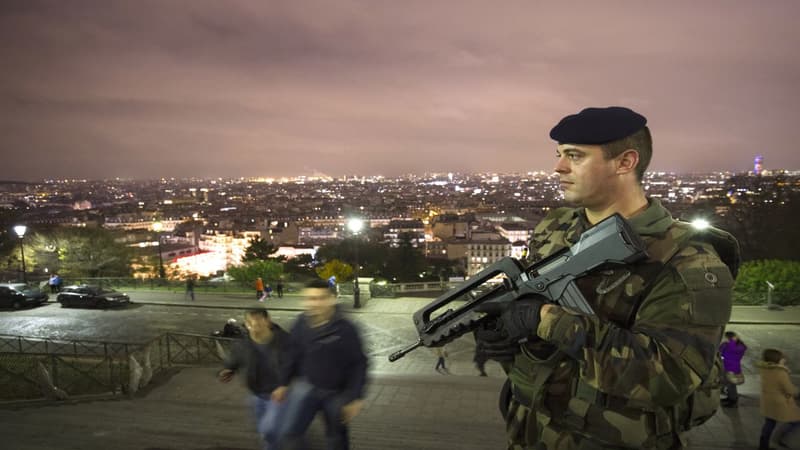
1 291 799 449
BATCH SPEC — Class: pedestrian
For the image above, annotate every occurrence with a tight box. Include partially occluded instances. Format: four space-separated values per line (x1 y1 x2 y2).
54 274 63 292
434 346 449 374
185 276 195 301
757 348 800 450
474 106 739 449
271 279 368 450
327 275 337 298
276 280 284 298
218 309 289 449
256 277 265 301
719 330 747 407
473 339 488 377
220 318 244 338
265 284 273 299
48 274 58 294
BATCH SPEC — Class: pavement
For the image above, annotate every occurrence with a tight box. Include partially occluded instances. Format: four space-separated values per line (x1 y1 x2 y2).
2 290 798 449
94 288 800 325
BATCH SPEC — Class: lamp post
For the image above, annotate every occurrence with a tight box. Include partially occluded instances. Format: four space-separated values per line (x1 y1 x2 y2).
13 225 27 283
347 218 364 308
152 221 166 279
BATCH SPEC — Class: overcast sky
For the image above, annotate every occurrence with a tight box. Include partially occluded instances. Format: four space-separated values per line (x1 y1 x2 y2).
1 1 799 180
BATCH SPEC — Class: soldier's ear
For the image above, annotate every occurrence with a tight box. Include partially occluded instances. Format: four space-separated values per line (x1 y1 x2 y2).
616 149 639 175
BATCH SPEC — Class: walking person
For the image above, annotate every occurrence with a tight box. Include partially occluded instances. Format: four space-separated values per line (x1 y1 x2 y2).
256 277 265 301
434 346 449 374
271 279 368 450
758 348 800 450
48 275 56 293
276 280 284 298
55 273 63 292
720 330 747 407
218 309 289 449
185 276 195 301
473 339 488 377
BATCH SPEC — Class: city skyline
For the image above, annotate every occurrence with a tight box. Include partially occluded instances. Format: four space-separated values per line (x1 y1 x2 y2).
2 1 800 180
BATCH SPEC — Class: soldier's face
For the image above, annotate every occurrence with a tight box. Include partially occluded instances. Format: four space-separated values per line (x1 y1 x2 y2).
554 144 618 207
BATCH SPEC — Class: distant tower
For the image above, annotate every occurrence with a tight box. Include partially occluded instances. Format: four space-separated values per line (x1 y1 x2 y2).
754 155 764 175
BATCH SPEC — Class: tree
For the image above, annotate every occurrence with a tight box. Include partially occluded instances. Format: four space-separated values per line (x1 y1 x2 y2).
734 259 800 305
316 239 390 278
227 260 284 288
381 232 427 282
242 236 277 262
283 254 315 277
25 228 132 278
315 259 353 283
712 193 800 261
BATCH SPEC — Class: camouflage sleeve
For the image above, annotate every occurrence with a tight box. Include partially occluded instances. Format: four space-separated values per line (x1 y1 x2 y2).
536 242 734 407
527 207 575 263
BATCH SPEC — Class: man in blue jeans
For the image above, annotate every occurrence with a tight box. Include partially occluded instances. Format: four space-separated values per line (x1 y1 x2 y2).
219 309 288 449
272 279 368 450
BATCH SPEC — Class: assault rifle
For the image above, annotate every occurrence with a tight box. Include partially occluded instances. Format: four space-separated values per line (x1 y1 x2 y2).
388 213 648 362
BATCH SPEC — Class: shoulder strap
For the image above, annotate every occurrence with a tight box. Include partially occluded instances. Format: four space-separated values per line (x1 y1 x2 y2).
695 227 741 278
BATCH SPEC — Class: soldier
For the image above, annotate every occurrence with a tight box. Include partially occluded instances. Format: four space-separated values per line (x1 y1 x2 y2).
476 106 740 449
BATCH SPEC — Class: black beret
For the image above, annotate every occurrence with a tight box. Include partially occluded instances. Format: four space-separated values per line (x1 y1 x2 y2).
549 106 647 145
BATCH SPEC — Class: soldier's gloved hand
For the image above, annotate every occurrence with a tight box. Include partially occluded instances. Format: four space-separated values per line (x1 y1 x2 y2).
474 298 546 362
474 320 518 363
478 298 545 342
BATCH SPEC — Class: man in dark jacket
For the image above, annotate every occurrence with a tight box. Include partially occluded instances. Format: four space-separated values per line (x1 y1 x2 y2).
272 279 368 450
219 308 288 449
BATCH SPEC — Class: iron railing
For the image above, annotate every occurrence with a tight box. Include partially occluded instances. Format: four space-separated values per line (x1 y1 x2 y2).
0 332 238 402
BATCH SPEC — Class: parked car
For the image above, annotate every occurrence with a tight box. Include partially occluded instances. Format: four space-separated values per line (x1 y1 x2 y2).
57 285 131 309
0 283 49 309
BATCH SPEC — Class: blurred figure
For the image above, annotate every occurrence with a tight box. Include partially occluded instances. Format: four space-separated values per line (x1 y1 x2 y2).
185 276 195 301
719 330 747 407
48 274 58 294
219 309 289 449
265 284 273 299
327 275 337 298
434 346 449 374
757 348 800 450
54 274 63 292
474 339 488 377
256 277 265 301
276 280 284 298
222 318 242 338
272 279 368 450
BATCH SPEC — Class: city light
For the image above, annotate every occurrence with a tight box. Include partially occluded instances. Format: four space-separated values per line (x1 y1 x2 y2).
347 218 364 234
347 217 364 309
13 225 28 283
13 225 27 238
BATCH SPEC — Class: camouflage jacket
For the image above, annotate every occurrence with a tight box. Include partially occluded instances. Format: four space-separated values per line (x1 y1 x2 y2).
504 198 736 450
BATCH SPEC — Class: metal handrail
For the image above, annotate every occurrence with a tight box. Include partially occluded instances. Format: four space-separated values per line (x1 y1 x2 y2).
0 332 237 402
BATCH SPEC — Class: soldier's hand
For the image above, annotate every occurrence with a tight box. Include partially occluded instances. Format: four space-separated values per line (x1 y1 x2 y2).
474 320 518 363
477 298 545 343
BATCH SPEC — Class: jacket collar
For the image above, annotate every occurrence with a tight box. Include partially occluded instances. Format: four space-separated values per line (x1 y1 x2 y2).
573 197 674 241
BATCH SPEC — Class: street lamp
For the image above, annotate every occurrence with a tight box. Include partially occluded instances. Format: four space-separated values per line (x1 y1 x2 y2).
347 218 364 308
13 225 27 284
152 221 165 279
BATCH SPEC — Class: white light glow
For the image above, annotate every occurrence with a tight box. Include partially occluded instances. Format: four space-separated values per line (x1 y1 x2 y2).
347 218 364 233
